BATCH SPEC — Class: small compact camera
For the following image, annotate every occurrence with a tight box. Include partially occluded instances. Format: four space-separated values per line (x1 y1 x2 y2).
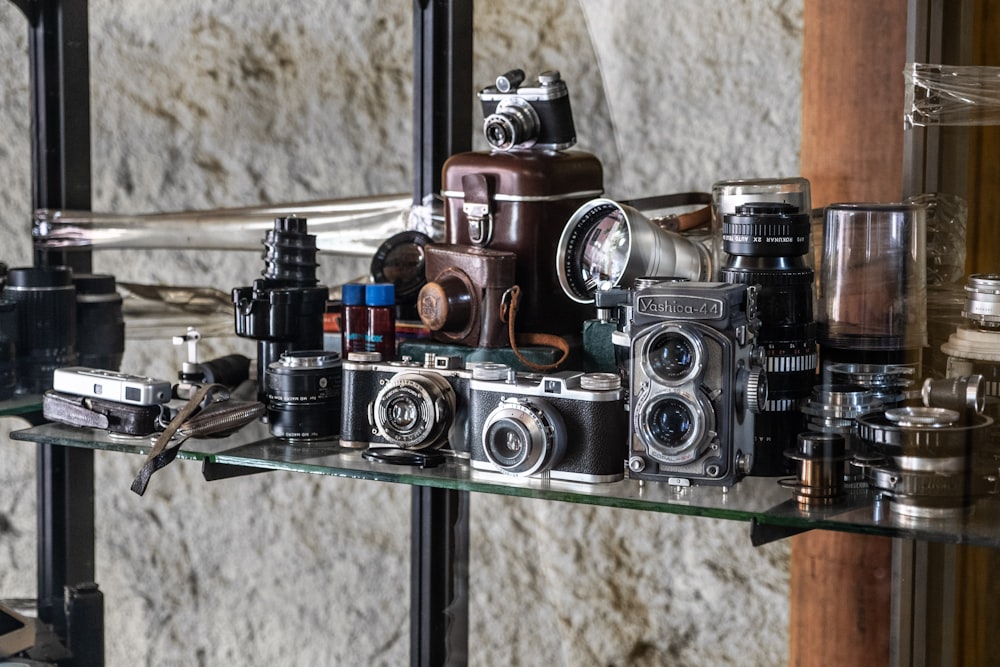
417 243 517 348
467 364 627 483
627 281 767 486
478 69 577 152
52 367 172 406
340 352 472 452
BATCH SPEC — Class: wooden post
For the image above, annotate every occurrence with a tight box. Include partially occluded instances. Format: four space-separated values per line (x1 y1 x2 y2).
791 1 908 664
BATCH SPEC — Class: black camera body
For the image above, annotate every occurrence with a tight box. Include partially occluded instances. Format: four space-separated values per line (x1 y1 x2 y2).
340 352 471 452
467 366 626 483
627 281 766 487
478 69 576 152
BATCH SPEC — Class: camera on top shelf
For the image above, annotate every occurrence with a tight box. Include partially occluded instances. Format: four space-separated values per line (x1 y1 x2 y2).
467 364 627 483
626 280 767 487
478 69 577 152
340 352 472 453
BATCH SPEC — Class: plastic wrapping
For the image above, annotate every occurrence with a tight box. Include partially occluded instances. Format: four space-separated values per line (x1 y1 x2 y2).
904 63 1000 128
32 193 413 256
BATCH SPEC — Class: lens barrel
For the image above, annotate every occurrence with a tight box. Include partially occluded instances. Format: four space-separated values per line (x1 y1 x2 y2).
0 299 18 400
722 202 816 476
74 274 125 371
264 350 342 442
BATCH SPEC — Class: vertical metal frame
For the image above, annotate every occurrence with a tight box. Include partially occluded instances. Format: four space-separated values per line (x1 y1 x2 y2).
20 0 98 646
411 2 473 665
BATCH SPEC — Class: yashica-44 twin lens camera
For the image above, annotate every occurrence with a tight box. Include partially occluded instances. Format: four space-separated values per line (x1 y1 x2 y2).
467 364 627 483
627 281 767 486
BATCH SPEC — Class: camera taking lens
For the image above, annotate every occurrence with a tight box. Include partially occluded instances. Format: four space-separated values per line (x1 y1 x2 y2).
233 217 328 403
479 70 576 151
264 349 342 442
721 201 816 476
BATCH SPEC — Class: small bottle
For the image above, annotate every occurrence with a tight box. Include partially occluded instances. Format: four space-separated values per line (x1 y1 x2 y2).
341 283 368 355
365 282 396 360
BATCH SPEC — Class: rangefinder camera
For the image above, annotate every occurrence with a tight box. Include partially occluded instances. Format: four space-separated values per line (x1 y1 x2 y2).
478 69 577 151
52 366 172 406
467 365 627 483
627 281 767 486
340 352 471 452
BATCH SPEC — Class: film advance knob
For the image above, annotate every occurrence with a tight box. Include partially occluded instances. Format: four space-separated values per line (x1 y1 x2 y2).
744 367 767 414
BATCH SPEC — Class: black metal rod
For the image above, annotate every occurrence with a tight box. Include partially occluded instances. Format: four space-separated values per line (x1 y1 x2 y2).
26 0 97 648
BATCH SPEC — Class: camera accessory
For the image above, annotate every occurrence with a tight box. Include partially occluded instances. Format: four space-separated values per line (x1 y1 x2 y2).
340 352 470 452
711 177 812 280
800 383 883 486
0 299 18 400
921 375 985 417
829 362 915 409
370 230 431 321
232 217 329 403
626 281 766 486
42 389 163 436
53 367 172 406
556 195 713 304
340 283 368 355
73 273 125 371
417 244 517 348
857 406 996 519
263 349 342 442
721 201 816 476
942 274 1000 394
781 432 848 507
478 69 576 151
468 365 626 483
818 203 927 372
4 266 78 395
172 328 252 401
444 69 603 335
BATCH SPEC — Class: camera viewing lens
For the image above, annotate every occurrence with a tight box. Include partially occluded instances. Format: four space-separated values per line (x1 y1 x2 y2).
647 398 693 447
482 399 566 476
265 350 342 443
374 372 455 449
649 332 697 382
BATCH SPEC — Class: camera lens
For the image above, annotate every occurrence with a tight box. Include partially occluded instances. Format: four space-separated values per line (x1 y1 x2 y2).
482 398 566 476
4 267 77 395
74 274 125 371
265 350 342 442
722 202 815 476
483 97 540 151
374 372 455 449
557 199 710 304
647 331 699 383
0 299 18 400
647 398 693 447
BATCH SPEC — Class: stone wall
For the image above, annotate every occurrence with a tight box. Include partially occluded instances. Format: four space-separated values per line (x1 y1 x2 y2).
0 1 802 664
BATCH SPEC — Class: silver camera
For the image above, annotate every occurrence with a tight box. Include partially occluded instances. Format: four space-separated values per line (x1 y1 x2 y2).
626 281 767 486
467 365 627 483
340 352 471 452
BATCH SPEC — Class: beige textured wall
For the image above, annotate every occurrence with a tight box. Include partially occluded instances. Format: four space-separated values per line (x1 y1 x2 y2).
0 1 802 664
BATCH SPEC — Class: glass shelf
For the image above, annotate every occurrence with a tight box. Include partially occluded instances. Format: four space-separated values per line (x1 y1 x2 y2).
0 395 43 418
11 421 1000 548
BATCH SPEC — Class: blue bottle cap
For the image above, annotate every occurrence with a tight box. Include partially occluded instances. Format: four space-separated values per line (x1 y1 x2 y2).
341 283 366 306
365 282 395 307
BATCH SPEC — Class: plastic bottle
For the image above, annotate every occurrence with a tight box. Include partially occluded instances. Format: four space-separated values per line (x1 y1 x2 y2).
365 283 396 360
341 283 368 355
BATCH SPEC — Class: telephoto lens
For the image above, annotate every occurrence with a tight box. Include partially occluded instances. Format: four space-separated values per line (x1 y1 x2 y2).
721 202 815 475
264 350 342 442
4 266 78 395
233 217 329 403
73 274 125 371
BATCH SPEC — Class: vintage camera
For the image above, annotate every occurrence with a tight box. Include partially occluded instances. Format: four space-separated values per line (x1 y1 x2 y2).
340 352 472 452
467 364 627 483
417 243 517 348
478 69 576 152
627 281 767 486
45 366 173 436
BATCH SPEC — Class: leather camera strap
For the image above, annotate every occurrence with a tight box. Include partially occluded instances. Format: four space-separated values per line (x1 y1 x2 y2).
499 285 570 372
622 191 712 232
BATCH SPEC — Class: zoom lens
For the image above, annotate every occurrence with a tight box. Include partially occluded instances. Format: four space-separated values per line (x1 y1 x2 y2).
265 350 342 442
74 274 125 371
482 398 566 476
373 372 455 449
722 202 815 476
4 267 77 395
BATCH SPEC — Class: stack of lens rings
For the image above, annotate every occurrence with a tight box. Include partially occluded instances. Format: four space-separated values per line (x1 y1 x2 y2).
721 202 815 475
799 383 883 487
829 363 914 409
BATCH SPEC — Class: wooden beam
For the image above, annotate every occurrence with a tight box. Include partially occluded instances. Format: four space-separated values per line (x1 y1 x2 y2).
792 1 908 664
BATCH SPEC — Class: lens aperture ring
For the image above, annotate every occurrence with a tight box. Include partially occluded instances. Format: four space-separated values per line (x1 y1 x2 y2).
855 410 993 457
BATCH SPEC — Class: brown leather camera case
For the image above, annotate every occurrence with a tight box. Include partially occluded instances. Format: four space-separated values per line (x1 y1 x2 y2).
442 149 603 334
